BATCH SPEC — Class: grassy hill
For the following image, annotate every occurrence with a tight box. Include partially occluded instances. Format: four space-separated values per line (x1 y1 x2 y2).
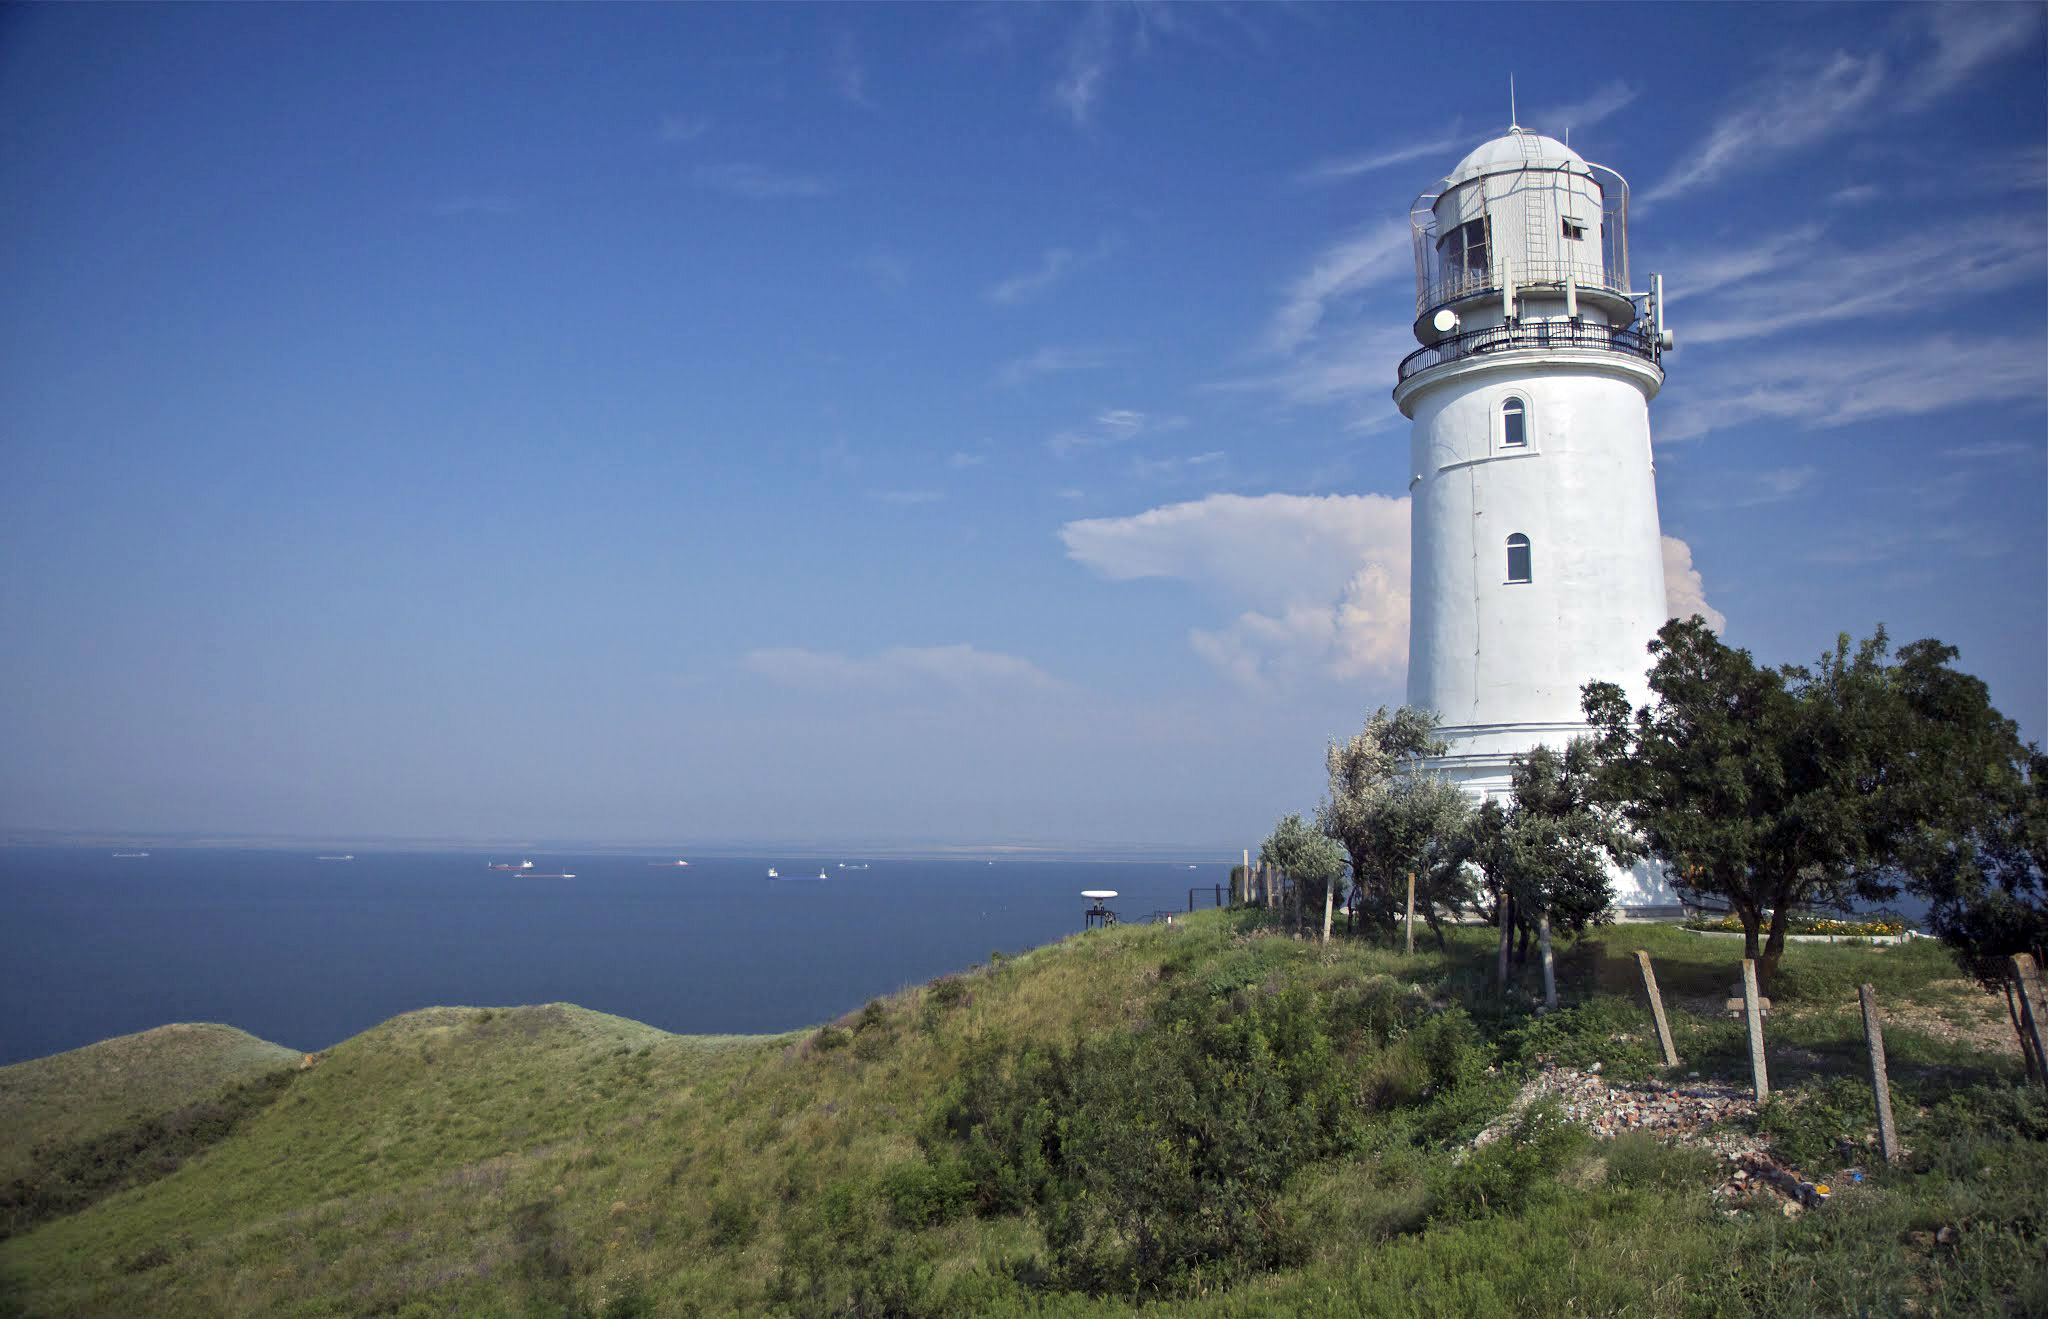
2 915 2043 1316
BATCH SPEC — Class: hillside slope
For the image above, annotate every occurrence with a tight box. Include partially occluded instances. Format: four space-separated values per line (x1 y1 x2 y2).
3 916 2044 1317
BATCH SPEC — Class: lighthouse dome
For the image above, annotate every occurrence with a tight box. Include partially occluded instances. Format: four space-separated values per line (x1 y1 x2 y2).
1444 128 1584 186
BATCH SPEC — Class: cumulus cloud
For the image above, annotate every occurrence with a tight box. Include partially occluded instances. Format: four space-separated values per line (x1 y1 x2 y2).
744 644 1061 695
1061 493 1410 691
1661 536 1726 634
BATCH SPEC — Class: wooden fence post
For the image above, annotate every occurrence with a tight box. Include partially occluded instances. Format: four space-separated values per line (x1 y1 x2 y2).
1859 983 1901 1163
1742 959 1770 1102
1404 871 1417 956
1636 951 1679 1068
2011 954 2048 1088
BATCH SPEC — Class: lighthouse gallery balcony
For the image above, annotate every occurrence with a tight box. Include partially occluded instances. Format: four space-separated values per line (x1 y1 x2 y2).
1396 317 1662 385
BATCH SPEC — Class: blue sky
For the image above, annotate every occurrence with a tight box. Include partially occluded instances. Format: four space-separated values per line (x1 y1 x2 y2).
2 3 2042 850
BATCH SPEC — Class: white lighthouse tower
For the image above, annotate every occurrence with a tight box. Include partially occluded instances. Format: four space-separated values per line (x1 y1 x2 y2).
1392 123 1675 907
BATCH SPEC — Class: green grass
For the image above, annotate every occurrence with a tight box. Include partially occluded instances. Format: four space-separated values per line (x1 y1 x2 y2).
1 917 2042 1317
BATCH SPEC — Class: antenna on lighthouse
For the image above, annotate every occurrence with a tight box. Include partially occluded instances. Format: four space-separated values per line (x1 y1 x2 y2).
1509 75 1519 130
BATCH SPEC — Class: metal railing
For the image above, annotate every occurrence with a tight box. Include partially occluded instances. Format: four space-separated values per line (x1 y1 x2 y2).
1415 259 1629 317
1397 319 1661 384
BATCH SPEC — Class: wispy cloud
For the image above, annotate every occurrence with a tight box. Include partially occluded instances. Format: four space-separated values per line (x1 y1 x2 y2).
856 248 909 292
1260 219 1411 355
1210 324 1413 421
1677 219 2045 345
1643 51 1886 204
692 163 833 199
659 113 711 143
996 345 1125 388
1298 128 1463 185
430 195 520 218
745 644 1062 695
830 30 875 108
1659 333 2048 444
1722 465 1819 508
1530 80 1640 136
871 489 945 506
947 442 993 470
1048 408 1184 457
1937 441 2039 462
1828 184 1881 207
1051 3 1114 128
987 237 1117 306
1656 223 1825 305
1131 451 1226 482
1903 3 2044 109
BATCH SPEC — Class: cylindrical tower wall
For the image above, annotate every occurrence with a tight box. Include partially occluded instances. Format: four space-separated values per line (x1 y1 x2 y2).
1404 360 1667 753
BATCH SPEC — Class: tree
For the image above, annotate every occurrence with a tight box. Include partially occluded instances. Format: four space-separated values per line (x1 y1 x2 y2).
1316 707 1455 939
1586 617 2026 988
1260 813 1347 931
1474 741 1640 1004
1343 775 1479 950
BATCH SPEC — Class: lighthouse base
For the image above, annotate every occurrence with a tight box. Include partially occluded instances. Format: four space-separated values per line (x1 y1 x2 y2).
1418 722 1678 911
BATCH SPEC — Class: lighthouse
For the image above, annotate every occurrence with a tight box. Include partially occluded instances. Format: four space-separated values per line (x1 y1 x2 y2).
1391 124 1675 907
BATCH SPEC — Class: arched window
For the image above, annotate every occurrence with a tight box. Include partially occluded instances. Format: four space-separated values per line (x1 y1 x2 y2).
1506 534 1532 584
1500 396 1527 448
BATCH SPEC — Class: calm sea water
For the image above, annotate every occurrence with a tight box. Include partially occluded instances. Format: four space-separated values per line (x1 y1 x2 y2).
0 847 1229 1065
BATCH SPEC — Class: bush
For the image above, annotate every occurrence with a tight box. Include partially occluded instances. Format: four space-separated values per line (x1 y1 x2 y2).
929 980 1366 1295
705 1193 757 1250
811 1026 849 1053
1427 1100 1587 1223
880 1157 973 1229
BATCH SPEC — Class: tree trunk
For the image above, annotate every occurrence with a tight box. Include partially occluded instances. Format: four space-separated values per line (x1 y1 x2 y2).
1758 903 1793 989
1495 890 1513 990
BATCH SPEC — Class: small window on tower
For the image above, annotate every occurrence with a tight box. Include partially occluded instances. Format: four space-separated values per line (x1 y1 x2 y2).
1506 534 1532 584
1501 397 1527 448
1561 216 1587 241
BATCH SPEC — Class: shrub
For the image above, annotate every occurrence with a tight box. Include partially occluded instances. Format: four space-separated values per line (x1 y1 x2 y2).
811 1026 849 1053
1427 1100 1587 1223
881 1157 973 1229
930 980 1365 1295
705 1193 757 1250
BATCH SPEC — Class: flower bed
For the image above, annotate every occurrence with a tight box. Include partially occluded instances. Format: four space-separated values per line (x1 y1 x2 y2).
1681 913 1908 938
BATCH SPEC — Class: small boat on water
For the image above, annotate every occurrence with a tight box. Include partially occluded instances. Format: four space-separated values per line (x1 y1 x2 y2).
766 867 779 878
317 854 354 862
488 860 536 871
522 872 576 879
649 859 691 867
818 869 828 880
112 851 149 858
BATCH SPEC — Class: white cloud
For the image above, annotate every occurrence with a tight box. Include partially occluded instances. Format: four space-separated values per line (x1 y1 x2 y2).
1131 450 1226 482
1530 80 1640 135
1298 130 1464 185
1828 184 1881 207
856 248 908 292
987 237 1116 306
1047 408 1182 456
1061 492 1410 690
946 445 992 469
746 644 1062 695
659 113 710 143
1904 4 2044 109
1938 441 2040 462
997 345 1125 387
692 163 833 199
1261 220 1412 355
1643 52 1886 204
830 31 875 108
1676 218 2046 346
1659 333 2048 444
1051 3 1113 127
872 489 945 506
1661 536 1726 634
1657 223 1824 305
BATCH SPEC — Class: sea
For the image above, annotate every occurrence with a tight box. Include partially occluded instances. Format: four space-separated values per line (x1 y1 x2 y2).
0 847 1233 1067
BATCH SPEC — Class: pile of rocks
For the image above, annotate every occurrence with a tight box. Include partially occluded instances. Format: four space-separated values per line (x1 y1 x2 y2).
1501 1062 1755 1139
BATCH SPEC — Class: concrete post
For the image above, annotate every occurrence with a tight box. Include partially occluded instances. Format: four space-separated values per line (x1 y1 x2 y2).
1636 951 1679 1068
1538 911 1557 1011
1859 983 1901 1163
2011 954 2048 1088
1405 871 1417 956
1742 959 1769 1102
1321 879 1334 944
